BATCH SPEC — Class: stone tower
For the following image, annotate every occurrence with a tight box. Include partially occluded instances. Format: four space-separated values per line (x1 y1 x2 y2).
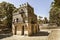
12 3 39 36
18 2 37 24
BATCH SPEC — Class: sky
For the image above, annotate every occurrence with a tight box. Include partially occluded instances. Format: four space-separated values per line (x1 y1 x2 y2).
0 0 54 19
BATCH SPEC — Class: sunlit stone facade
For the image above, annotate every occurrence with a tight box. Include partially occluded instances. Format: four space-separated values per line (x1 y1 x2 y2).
12 3 39 36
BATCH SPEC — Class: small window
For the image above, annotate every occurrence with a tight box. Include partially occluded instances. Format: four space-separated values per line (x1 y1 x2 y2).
19 9 24 14
16 18 19 23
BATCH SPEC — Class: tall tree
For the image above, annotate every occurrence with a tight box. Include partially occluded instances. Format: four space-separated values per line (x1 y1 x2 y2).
0 2 15 29
49 0 60 26
44 17 48 24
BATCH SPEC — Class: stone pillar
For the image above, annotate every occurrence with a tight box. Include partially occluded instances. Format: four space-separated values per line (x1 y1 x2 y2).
38 25 40 32
35 24 37 33
12 24 15 35
36 25 39 32
12 24 17 35
28 23 33 36
33 24 37 34
21 26 24 35
15 26 17 35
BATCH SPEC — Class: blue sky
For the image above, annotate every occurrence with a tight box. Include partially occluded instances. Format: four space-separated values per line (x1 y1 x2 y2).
0 0 54 19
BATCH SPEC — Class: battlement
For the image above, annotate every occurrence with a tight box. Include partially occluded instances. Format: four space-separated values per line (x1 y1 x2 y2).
19 2 33 8
20 2 28 7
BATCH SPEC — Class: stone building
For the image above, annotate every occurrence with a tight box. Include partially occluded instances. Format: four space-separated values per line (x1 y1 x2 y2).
12 3 39 36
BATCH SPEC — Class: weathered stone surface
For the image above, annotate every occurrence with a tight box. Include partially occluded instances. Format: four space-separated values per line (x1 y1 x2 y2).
48 29 60 40
28 23 33 36
12 3 38 36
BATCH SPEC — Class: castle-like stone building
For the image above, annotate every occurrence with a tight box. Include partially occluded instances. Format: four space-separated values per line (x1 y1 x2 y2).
12 3 39 36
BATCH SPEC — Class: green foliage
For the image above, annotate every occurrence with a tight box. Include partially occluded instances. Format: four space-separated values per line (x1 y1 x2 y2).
50 0 60 26
44 17 48 24
0 2 15 28
54 0 60 7
37 16 43 24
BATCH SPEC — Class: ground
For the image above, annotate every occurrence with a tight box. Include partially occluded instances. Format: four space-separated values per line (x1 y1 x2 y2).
0 29 48 40
0 35 48 40
0 27 60 40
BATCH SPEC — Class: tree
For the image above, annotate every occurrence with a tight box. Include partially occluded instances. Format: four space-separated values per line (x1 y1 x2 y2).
37 16 43 24
49 0 60 26
0 2 15 29
44 17 48 24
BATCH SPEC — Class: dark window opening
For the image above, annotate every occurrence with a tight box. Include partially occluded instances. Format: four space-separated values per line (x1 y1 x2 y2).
16 18 19 23
19 9 24 14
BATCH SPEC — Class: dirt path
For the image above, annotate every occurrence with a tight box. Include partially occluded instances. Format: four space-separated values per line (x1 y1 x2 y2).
1 35 48 40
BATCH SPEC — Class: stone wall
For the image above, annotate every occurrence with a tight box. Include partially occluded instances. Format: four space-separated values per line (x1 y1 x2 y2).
12 23 39 36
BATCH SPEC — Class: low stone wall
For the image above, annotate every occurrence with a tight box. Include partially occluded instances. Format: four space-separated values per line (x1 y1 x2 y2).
48 29 60 40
